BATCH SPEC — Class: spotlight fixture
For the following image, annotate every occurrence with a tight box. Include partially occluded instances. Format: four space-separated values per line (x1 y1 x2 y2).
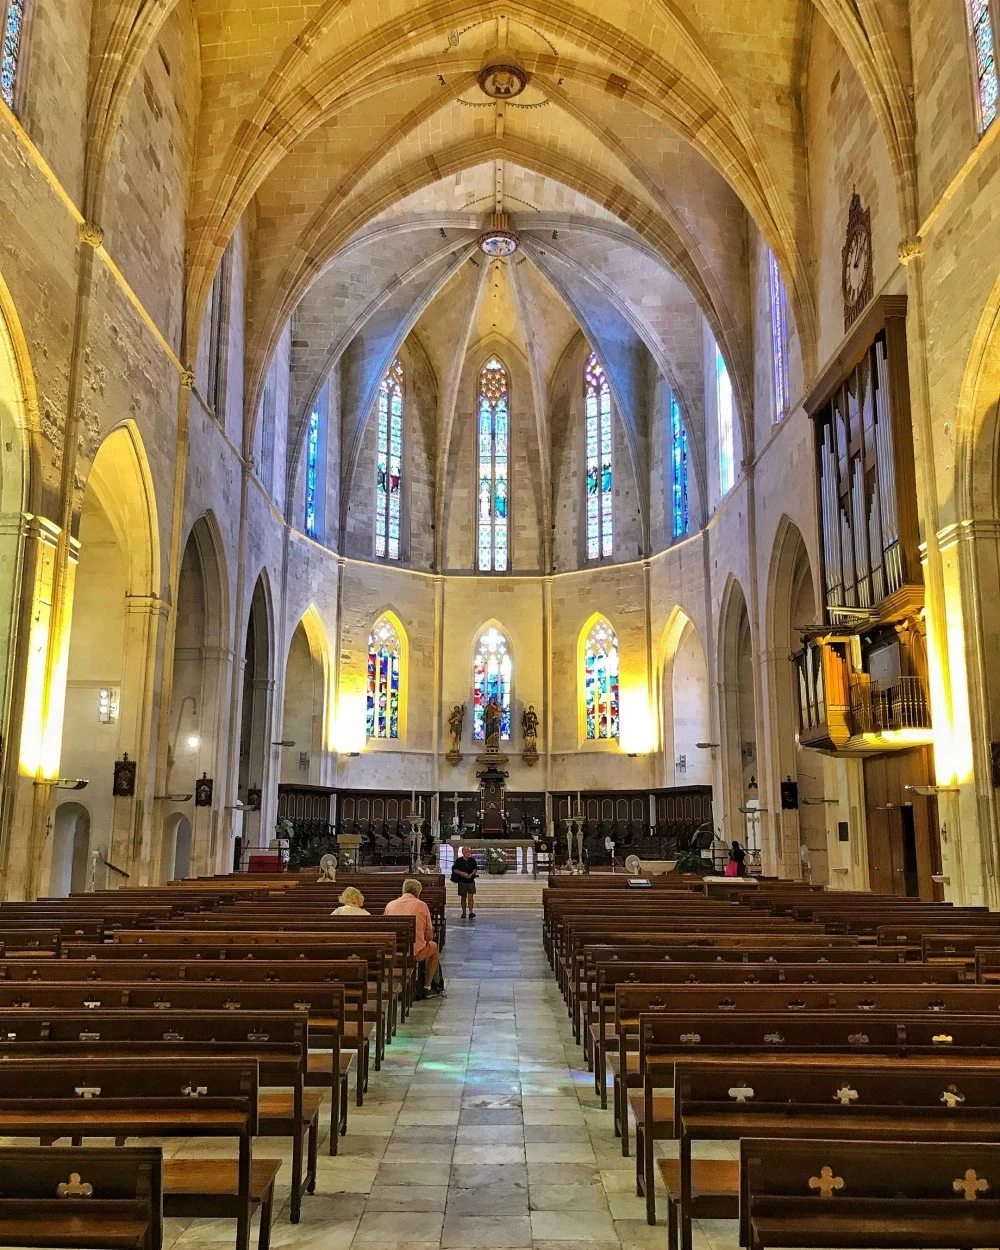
155 793 193 802
695 742 720 749
479 211 518 258
272 740 296 747
39 779 89 790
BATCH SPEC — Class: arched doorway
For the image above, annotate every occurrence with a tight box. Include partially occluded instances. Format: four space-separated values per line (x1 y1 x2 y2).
237 575 273 863
165 516 227 874
160 812 192 881
659 611 712 787
719 580 760 866
50 802 91 897
54 425 159 886
767 520 825 881
281 609 330 786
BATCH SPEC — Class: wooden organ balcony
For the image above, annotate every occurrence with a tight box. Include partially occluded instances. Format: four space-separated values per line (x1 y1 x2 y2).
798 296 932 758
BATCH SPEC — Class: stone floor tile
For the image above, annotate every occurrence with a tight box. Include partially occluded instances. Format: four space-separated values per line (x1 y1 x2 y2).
528 1185 610 1212
365 1184 449 1212
525 1142 596 1164
440 1214 533 1248
446 1186 530 1216
353 1209 445 1244
452 1143 526 1165
530 1210 619 1241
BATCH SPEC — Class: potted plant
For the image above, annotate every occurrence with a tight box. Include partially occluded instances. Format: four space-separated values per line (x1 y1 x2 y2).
673 847 708 876
485 846 509 875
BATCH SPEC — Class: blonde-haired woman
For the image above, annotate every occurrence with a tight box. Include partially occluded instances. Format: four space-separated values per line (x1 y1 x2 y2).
331 886 369 916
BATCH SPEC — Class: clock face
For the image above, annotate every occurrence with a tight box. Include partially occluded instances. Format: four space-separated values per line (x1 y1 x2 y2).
844 228 871 305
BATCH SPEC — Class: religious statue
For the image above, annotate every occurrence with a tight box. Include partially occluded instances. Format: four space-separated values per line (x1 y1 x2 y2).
522 704 539 751
521 703 540 766
484 698 503 751
448 704 466 753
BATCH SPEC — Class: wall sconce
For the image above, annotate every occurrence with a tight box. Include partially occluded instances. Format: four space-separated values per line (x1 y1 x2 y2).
37 779 89 790
155 792 193 802
695 742 720 749
272 739 296 747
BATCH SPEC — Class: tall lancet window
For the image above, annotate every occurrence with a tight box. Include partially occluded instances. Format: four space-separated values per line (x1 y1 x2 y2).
376 358 403 560
670 392 689 539
716 344 735 496
366 616 401 740
1 0 27 109
585 352 613 560
584 618 619 741
305 407 320 538
473 626 512 741
477 357 509 572
768 249 790 420
966 0 999 132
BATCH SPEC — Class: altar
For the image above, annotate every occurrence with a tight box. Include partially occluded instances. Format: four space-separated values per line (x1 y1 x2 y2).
441 838 544 876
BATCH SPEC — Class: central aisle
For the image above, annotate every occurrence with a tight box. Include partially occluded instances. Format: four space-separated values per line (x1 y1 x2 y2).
265 907 679 1250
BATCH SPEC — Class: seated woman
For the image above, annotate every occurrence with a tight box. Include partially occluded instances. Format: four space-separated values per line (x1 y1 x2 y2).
331 886 369 915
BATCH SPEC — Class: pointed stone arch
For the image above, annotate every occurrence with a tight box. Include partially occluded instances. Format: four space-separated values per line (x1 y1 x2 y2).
657 608 712 789
282 605 334 784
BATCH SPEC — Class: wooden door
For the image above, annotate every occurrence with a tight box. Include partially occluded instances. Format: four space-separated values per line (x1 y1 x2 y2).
862 748 942 899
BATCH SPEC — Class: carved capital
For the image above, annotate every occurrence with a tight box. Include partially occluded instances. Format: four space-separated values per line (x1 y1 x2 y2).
898 235 923 265
78 221 104 249
179 368 196 390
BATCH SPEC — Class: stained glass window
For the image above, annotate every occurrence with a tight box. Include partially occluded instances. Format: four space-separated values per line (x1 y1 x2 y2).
716 345 735 496
584 619 619 741
1 0 27 110
768 249 790 421
477 357 509 572
585 352 613 560
670 392 689 540
305 407 320 538
376 358 403 560
473 625 512 741
366 616 401 740
967 0 999 132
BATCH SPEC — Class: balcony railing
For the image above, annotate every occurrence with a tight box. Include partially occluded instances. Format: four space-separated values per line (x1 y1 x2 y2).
849 676 930 736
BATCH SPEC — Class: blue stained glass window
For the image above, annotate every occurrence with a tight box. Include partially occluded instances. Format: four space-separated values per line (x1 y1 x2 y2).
768 249 790 421
376 358 404 560
473 626 512 740
476 357 510 572
366 616 401 740
584 619 619 741
585 352 613 560
670 392 689 540
305 407 320 538
716 345 735 496
967 0 999 132
1 0 26 110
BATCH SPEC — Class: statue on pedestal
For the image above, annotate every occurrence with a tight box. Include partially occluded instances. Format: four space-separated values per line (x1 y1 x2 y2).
521 703 539 766
446 703 465 766
484 698 503 753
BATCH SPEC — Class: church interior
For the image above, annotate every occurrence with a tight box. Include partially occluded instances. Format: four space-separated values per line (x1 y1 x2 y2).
1 0 1000 1244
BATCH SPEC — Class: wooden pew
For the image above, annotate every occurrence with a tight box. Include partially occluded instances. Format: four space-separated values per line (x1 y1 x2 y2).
113 925 411 1038
588 959 971 1109
740 1138 1000 1250
0 1058 278 1250
0 978 355 1149
0 1145 163 1250
0 1009 316 1225
634 1010 1000 1225
69 937 394 1064
671 1060 1000 1250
